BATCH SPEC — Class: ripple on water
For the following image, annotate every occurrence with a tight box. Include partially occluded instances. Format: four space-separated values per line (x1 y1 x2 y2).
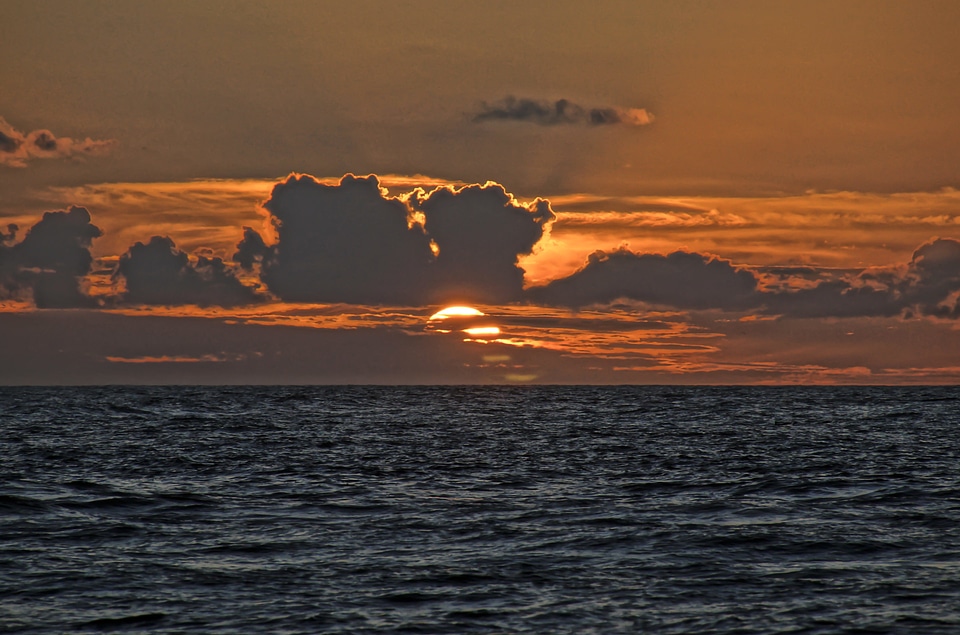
2 385 960 633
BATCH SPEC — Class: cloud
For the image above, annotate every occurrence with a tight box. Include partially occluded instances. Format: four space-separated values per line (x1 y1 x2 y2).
758 238 960 319
234 226 269 270
762 279 900 319
18 174 960 318
237 174 554 305
117 236 261 307
238 174 434 304
907 238 960 318
0 206 102 308
411 183 554 302
0 117 115 168
518 188 960 286
472 96 653 127
529 247 759 310
37 175 464 262
532 237 960 320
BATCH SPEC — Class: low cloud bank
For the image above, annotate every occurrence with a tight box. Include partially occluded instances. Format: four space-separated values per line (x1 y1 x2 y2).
117 236 261 307
529 248 758 310
0 117 114 168
6 173 960 320
531 239 960 320
472 96 653 127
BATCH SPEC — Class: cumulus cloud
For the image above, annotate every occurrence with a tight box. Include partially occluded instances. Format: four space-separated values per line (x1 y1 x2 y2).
117 236 261 307
753 238 960 319
16 172 959 319
472 96 653 127
238 174 434 304
411 183 554 302
762 279 900 319
907 238 960 318
0 117 115 168
234 226 269 270
529 247 759 310
531 238 960 320
0 206 102 307
236 174 554 305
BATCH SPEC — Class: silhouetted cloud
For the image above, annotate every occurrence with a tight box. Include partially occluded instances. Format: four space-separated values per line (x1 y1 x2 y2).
529 247 759 310
13 174 960 320
762 280 900 319
411 183 554 302
240 174 434 304
234 226 269 270
0 117 115 168
472 96 653 127
0 206 102 307
907 238 960 318
532 238 960 320
238 174 554 305
117 236 260 307
767 238 960 319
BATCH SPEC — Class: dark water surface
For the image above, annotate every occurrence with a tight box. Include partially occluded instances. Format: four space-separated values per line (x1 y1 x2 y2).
3 386 960 633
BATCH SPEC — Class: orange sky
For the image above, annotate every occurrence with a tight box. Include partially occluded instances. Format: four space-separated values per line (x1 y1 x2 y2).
3 1 960 384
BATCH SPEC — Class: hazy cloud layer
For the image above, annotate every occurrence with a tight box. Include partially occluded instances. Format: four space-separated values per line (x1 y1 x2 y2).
0 206 102 307
117 236 260 307
0 117 114 168
473 97 653 127
237 174 554 305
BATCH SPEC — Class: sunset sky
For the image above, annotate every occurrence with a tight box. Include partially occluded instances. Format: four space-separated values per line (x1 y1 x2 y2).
4 0 960 384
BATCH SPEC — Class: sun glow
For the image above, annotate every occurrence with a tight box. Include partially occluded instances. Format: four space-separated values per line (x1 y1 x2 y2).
462 326 500 337
428 306 484 320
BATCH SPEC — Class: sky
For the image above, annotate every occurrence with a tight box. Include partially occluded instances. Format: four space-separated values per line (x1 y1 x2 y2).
3 0 960 384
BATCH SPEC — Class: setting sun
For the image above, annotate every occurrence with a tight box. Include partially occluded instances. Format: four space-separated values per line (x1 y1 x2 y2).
428 306 484 321
462 326 500 337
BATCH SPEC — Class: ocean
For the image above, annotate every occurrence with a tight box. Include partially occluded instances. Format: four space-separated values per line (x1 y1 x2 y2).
2 386 959 633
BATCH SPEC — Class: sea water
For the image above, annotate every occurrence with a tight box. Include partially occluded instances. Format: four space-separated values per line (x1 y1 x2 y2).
2 386 960 633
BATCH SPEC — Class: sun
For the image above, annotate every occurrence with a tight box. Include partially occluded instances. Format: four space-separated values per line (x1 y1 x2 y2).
462 326 500 336
428 306 484 321
426 305 501 338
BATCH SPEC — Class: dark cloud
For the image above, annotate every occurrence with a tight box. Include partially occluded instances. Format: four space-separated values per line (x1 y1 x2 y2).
909 237 960 311
0 224 17 245
0 206 102 307
0 129 21 154
242 174 434 304
472 96 653 127
532 238 960 320
233 226 269 270
12 171 958 321
412 184 554 302
529 247 759 310
761 238 960 319
762 280 902 319
238 174 554 305
0 117 115 168
117 236 261 307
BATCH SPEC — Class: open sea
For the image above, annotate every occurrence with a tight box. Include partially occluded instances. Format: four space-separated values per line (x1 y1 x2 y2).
2 386 960 633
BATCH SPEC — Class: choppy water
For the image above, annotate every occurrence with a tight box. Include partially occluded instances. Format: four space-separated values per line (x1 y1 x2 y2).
2 386 960 633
